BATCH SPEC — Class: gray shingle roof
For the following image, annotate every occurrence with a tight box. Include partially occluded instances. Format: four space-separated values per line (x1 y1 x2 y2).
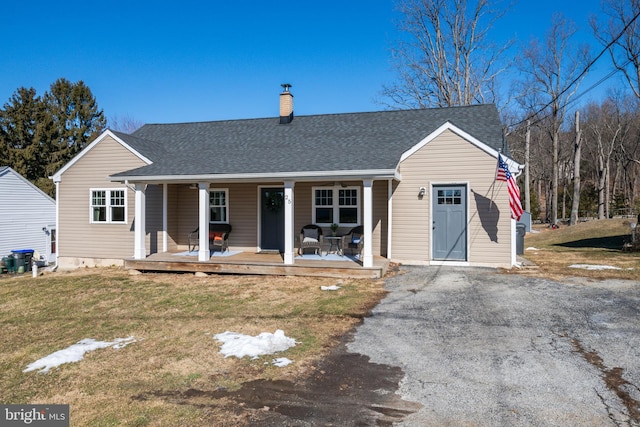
111 104 504 180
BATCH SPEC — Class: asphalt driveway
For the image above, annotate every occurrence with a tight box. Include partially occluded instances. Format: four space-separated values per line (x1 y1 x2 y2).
347 266 640 426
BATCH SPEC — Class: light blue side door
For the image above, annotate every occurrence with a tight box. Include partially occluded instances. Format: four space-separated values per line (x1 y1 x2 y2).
432 185 467 260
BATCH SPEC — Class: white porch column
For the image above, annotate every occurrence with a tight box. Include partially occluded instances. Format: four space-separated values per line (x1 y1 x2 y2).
283 181 295 265
198 182 210 261
363 179 373 268
133 183 146 259
162 183 168 253
387 179 393 259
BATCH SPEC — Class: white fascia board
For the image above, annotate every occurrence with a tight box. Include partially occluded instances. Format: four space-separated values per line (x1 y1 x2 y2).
108 169 401 183
51 129 153 182
399 121 523 174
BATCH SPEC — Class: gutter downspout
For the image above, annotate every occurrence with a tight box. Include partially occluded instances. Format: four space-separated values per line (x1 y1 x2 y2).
53 179 60 271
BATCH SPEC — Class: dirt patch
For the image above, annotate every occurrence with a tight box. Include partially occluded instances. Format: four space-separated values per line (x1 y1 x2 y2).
571 337 640 422
135 331 422 426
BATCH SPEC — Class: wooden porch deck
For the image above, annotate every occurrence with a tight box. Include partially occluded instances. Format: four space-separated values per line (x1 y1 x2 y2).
124 250 389 279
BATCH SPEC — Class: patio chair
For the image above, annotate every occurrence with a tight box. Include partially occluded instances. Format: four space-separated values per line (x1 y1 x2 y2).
298 224 324 255
341 225 363 257
188 223 232 253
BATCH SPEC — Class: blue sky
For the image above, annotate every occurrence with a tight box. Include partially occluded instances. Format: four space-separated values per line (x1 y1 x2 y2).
1 0 619 126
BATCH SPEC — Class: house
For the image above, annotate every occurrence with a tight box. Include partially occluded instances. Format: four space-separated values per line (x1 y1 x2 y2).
51 87 522 277
0 166 56 264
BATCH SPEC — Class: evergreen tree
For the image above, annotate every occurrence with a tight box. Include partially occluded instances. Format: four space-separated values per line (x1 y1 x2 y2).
0 79 106 197
0 87 52 183
44 78 106 177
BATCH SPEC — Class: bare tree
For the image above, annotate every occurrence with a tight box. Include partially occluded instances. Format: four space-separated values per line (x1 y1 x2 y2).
109 114 144 134
515 14 590 225
591 0 640 98
381 0 512 108
583 98 630 219
570 111 582 225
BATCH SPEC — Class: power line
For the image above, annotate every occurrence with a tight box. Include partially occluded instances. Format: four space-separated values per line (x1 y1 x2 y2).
509 7 640 130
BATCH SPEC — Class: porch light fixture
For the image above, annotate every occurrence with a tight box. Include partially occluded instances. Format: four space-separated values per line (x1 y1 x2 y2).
189 183 198 190
418 187 426 198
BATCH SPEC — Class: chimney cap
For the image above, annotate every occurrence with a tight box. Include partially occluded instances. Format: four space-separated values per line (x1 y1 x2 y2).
281 83 292 92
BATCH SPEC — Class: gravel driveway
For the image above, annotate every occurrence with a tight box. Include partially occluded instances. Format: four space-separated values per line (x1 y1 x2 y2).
347 266 640 426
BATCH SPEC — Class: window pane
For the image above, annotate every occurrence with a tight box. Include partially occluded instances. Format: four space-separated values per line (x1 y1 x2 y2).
339 207 358 223
92 190 106 206
210 191 226 206
316 207 333 224
111 206 125 222
93 207 106 222
339 189 358 206
315 189 333 206
210 207 227 222
111 190 125 206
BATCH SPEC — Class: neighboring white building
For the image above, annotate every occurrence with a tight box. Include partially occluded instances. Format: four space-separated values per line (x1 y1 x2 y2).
0 167 56 264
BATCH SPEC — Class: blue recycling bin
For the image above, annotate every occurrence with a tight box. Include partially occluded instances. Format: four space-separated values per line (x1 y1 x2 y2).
12 249 34 272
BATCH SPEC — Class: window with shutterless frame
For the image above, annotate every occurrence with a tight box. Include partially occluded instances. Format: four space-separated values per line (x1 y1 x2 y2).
90 188 127 223
312 186 360 226
209 189 228 223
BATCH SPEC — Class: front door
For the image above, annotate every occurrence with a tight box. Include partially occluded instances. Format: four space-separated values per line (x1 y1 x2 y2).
432 185 467 260
260 187 285 252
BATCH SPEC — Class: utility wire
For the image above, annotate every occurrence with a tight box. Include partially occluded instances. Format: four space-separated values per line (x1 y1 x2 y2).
509 7 640 130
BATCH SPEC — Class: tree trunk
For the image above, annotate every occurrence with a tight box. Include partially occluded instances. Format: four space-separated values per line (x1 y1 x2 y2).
551 129 559 225
598 152 606 219
525 121 531 213
570 111 582 225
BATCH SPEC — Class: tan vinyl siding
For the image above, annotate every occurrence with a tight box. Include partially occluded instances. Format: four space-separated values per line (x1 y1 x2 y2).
174 184 199 247
228 183 260 250
392 129 512 266
372 180 388 257
58 136 148 259
294 182 314 238
166 184 179 250
145 184 163 254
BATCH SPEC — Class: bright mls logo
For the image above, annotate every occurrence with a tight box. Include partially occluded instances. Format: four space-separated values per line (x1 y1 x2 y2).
1 405 69 426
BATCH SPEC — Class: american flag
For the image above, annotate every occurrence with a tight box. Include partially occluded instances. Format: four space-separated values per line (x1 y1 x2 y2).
496 154 523 220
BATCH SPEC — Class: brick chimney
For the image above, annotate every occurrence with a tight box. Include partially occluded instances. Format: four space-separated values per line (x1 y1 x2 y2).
279 83 294 124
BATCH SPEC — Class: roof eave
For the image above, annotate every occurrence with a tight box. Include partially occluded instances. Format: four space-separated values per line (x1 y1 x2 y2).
108 169 401 184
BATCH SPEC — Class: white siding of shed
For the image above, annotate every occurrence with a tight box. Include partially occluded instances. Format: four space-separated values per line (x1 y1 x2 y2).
0 168 56 261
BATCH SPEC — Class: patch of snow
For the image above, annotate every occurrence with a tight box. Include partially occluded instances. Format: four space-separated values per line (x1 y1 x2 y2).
526 247 539 251
24 337 137 374
214 329 296 360
569 264 622 271
272 357 293 367
321 285 341 291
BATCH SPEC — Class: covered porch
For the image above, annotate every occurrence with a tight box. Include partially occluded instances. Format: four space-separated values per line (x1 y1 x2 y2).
124 177 395 278
124 250 390 279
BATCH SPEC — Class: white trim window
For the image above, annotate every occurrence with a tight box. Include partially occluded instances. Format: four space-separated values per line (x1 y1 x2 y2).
209 189 228 223
312 186 360 226
90 188 127 223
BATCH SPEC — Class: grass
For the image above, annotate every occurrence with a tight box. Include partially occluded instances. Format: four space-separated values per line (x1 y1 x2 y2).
518 218 640 280
0 269 386 426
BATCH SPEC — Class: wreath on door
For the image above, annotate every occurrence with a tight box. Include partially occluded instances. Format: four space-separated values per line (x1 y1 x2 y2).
265 192 284 213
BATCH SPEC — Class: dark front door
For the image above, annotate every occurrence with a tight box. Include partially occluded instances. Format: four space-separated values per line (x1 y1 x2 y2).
260 187 285 252
432 185 467 260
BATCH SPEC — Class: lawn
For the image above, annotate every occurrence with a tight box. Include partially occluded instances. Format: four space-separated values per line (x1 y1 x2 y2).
519 218 640 280
0 269 386 426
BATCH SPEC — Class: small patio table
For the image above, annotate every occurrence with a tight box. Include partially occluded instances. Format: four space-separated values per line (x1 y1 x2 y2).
325 236 343 256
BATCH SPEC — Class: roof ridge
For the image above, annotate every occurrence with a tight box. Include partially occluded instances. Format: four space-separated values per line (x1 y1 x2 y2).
137 104 497 127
